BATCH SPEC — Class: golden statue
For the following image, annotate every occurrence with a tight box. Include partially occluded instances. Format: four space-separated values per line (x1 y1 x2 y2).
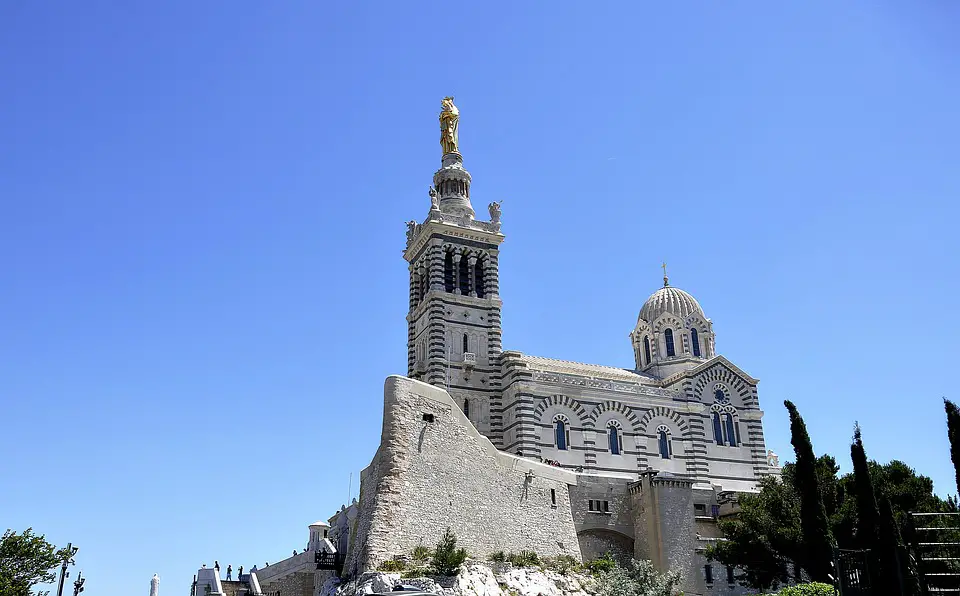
439 96 460 155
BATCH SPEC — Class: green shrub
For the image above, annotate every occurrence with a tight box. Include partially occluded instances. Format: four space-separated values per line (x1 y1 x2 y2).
487 551 507 563
544 554 581 575
412 545 432 562
777 583 835 596
507 550 540 567
377 559 406 572
431 528 467 576
400 568 429 578
586 553 617 575
593 559 681 596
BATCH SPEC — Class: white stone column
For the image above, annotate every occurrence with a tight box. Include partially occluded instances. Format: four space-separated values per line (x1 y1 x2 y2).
452 253 462 295
468 255 478 297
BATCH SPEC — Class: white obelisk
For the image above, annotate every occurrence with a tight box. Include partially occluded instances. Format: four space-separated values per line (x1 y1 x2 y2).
150 574 160 596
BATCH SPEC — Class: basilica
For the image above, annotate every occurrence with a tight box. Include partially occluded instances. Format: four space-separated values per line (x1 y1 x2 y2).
251 99 782 596
403 98 775 496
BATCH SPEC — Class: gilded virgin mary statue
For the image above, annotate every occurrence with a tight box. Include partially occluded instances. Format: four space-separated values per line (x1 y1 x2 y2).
439 96 459 155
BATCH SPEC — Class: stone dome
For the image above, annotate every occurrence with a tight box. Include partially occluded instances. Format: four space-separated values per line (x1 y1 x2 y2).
638 284 704 323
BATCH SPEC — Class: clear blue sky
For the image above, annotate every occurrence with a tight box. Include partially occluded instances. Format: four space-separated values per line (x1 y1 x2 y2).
2 2 958 595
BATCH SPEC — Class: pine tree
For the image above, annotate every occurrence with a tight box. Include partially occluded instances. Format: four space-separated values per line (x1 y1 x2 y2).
784 400 835 583
945 399 960 495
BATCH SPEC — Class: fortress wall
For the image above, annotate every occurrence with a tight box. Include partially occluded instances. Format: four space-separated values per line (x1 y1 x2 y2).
349 375 582 574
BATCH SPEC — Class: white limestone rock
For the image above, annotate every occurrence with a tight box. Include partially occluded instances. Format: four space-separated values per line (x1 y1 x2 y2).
454 564 503 596
542 570 593 596
320 576 341 596
404 577 444 594
340 564 595 596
346 572 401 595
497 568 563 596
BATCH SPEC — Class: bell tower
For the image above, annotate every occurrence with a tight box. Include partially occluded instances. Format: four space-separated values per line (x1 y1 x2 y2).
403 97 505 445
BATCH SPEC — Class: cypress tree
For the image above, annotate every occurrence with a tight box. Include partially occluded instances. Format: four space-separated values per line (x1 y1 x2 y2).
784 400 835 583
945 399 960 494
879 493 921 596
850 424 889 592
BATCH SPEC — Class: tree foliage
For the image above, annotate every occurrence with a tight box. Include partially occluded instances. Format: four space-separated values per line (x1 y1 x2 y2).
850 424 881 550
0 529 70 596
430 528 466 576
708 456 836 590
784 400 834 583
710 449 950 591
593 559 681 596
945 399 960 495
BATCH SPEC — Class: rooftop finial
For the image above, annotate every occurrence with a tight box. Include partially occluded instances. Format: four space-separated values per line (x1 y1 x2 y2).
439 97 460 156
662 262 669 287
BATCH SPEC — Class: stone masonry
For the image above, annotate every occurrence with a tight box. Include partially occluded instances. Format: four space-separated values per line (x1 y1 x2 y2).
347 376 582 574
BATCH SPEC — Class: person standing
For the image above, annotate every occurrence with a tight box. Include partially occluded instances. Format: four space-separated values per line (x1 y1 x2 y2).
226 565 232 580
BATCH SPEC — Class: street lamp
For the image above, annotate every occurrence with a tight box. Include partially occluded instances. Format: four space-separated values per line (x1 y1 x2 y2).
55 544 79 596
73 571 85 596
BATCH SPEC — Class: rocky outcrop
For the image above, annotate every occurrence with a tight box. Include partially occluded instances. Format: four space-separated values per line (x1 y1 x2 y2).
328 562 597 596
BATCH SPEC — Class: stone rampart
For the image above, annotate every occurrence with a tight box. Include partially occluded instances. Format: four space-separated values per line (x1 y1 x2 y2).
348 376 582 574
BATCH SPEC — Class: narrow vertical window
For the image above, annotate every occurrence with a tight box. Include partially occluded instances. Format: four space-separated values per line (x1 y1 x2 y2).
458 254 471 295
691 328 701 357
724 414 738 447
664 329 676 357
443 252 454 293
603 500 610 513
608 425 621 455
550 488 556 506
555 420 568 451
474 260 485 298
463 398 470 418
705 565 713 584
462 333 469 353
658 429 671 459
726 566 735 584
735 420 742 446
713 412 724 445
643 336 651 364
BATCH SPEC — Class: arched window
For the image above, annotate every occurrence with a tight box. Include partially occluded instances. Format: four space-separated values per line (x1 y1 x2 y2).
474 259 485 298
443 251 454 293
462 333 469 354
643 336 651 364
712 412 724 445
463 398 470 418
714 388 726 403
664 329 676 357
554 419 569 451
691 329 701 357
724 413 739 447
607 422 622 455
458 253 471 295
657 425 672 459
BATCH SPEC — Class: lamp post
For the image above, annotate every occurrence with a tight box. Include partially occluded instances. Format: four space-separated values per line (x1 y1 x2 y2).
55 543 79 596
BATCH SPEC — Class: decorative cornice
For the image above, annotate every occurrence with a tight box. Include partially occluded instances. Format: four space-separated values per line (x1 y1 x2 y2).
531 371 679 399
404 218 504 261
